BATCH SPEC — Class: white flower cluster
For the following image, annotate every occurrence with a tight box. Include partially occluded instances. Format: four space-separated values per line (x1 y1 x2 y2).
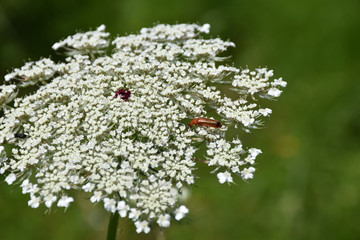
0 23 285 233
4 58 57 87
0 84 17 106
52 25 110 54
232 68 287 97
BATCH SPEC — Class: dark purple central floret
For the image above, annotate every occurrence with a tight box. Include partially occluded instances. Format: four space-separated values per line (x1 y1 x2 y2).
114 89 131 101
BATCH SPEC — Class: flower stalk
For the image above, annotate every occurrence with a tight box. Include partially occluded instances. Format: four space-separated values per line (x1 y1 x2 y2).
107 212 120 240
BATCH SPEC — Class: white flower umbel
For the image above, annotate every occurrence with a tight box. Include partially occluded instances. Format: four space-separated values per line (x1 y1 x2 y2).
0 23 286 233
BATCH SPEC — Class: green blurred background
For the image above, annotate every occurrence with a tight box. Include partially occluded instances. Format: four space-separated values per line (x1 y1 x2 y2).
1 0 359 239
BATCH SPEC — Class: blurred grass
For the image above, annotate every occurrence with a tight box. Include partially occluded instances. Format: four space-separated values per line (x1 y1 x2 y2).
0 0 359 239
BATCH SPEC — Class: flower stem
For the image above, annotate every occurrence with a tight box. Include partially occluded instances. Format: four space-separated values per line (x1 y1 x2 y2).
107 212 119 240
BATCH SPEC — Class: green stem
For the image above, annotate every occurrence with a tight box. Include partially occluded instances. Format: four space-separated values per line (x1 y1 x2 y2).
107 211 120 240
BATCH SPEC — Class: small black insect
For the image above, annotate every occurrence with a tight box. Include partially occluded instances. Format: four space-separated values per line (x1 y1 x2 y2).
14 133 29 138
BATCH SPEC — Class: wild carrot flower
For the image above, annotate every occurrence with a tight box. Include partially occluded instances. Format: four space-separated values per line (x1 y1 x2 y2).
0 23 286 234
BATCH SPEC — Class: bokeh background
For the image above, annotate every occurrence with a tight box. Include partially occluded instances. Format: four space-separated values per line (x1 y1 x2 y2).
0 0 359 239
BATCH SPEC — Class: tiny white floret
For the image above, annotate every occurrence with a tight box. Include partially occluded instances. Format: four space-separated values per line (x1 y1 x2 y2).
5 173 16 185
157 214 171 227
44 195 57 208
28 195 41 208
268 88 282 97
117 200 129 217
57 196 74 208
135 220 151 234
90 191 102 203
217 171 233 184
249 148 262 158
241 167 256 180
103 198 117 213
175 205 189 221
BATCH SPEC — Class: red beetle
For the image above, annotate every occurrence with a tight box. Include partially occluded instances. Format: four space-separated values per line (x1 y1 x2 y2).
189 117 222 128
